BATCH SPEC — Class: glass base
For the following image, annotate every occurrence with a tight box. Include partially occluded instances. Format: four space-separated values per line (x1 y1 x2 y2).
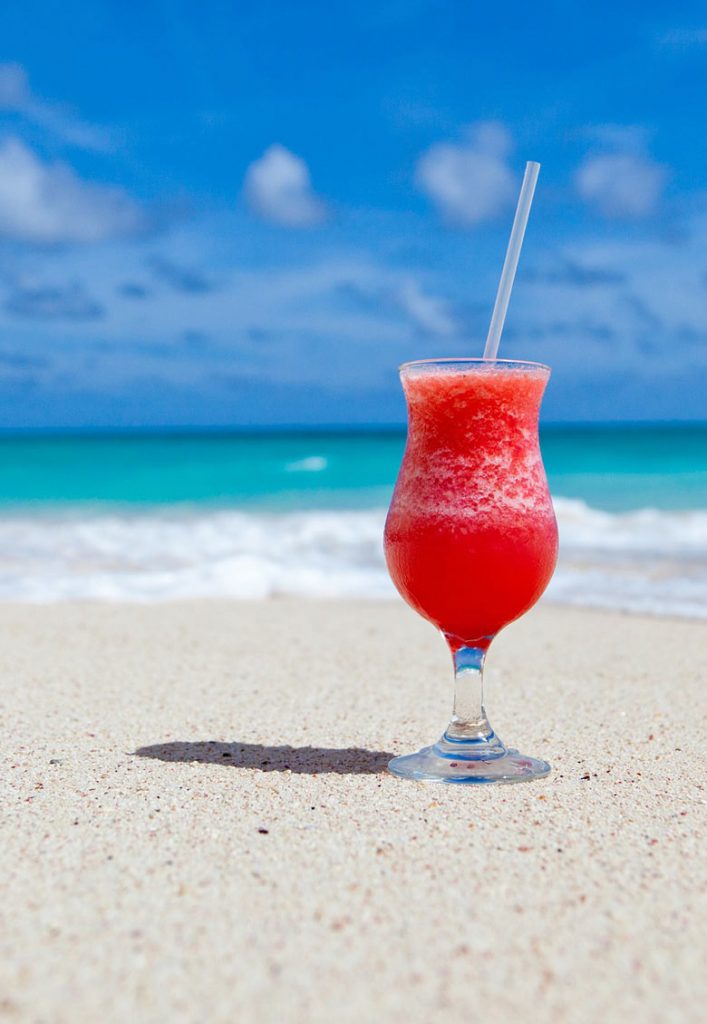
388 734 551 785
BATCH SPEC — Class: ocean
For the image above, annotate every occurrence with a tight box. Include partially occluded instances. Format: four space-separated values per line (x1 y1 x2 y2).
0 426 706 616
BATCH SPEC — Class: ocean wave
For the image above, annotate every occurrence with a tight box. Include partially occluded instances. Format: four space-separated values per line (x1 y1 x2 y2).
0 498 705 616
285 456 328 472
0 508 391 602
555 497 707 558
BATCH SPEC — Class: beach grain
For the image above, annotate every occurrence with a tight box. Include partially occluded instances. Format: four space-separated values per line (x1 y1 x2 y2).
0 600 704 1024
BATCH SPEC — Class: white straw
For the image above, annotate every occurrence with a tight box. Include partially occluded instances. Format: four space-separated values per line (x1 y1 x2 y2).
483 160 540 360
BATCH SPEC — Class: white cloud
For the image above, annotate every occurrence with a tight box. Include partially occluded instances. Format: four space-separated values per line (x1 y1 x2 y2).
0 137 145 244
393 280 457 335
575 128 668 219
243 145 326 227
0 63 111 152
415 121 517 226
513 213 707 378
575 153 667 219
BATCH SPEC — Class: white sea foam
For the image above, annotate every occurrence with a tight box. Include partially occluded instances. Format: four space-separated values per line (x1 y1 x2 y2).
0 508 392 602
285 456 328 472
0 498 705 616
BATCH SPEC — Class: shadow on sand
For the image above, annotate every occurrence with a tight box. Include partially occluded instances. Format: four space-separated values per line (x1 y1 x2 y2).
133 740 394 775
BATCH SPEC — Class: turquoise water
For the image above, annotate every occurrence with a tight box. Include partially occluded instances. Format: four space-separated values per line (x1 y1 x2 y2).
0 426 705 512
0 426 705 613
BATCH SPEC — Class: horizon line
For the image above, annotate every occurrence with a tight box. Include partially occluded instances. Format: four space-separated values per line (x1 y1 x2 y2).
0 420 705 439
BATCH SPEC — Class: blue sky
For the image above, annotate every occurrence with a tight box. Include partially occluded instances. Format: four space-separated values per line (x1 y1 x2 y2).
0 0 706 427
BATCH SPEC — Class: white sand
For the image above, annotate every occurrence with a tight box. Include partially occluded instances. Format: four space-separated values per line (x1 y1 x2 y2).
0 600 705 1024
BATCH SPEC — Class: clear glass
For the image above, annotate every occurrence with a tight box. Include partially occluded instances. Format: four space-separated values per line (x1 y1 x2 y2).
384 358 559 783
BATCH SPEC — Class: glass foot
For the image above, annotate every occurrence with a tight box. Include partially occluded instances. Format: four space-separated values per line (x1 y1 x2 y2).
388 735 550 785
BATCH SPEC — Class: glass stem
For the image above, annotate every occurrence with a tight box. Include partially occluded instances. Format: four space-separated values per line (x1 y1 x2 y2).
443 645 507 755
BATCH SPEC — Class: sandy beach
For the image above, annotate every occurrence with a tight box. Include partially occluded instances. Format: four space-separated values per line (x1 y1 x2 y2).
1 599 704 1024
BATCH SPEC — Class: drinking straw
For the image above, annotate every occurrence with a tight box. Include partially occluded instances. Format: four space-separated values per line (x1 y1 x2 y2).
483 161 540 360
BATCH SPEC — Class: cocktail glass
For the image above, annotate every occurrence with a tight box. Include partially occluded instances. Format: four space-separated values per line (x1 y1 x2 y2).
384 358 558 784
